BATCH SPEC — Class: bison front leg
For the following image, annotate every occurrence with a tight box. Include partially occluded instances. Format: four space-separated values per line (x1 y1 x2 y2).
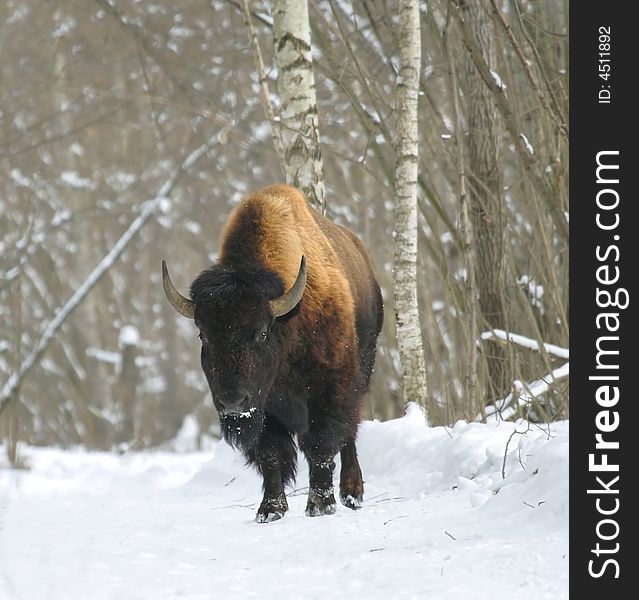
250 427 296 523
255 452 288 523
305 457 337 517
299 435 338 517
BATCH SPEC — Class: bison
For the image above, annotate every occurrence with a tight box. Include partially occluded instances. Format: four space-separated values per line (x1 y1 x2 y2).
162 184 383 522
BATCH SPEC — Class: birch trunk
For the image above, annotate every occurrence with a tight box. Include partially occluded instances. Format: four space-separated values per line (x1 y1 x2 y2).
272 0 326 213
393 0 429 417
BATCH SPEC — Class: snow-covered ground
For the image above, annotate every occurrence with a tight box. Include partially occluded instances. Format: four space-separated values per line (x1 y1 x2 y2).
0 406 568 599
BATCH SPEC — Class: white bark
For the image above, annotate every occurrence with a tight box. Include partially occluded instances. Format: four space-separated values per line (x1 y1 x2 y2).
272 0 325 213
393 0 429 418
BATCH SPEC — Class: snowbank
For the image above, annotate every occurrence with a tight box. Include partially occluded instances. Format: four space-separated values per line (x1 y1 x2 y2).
358 404 568 524
0 408 568 599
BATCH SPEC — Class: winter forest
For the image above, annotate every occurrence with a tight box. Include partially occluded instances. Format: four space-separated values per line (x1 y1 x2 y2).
1 1 569 598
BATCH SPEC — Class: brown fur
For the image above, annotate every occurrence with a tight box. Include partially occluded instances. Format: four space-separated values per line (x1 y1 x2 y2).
220 184 378 368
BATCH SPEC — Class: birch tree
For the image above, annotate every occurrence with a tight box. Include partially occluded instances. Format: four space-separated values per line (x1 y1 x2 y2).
393 0 429 416
272 0 326 213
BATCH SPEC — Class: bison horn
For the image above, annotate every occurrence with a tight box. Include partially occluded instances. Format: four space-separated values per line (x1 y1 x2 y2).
270 256 307 318
162 260 195 319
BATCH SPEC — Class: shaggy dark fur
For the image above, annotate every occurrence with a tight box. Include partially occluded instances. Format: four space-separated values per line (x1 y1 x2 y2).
186 184 383 522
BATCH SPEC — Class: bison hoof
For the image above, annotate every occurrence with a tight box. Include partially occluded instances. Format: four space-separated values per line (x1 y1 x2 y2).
255 494 288 523
305 489 337 517
255 510 285 523
339 492 363 510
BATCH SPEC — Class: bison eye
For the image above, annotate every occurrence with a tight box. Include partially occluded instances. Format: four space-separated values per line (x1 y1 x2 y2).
256 330 268 343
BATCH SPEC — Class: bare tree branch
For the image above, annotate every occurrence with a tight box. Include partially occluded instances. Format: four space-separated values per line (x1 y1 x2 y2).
449 0 568 240
0 136 218 415
489 0 567 139
443 12 479 420
239 0 286 169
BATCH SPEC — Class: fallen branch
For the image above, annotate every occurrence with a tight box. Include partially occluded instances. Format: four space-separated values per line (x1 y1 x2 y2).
479 329 569 360
0 137 218 415
483 361 569 422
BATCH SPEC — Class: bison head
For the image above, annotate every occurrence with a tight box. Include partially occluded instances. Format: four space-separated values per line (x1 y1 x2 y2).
162 257 306 448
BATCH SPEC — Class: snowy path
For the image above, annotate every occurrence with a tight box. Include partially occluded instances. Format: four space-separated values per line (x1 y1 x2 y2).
0 407 568 599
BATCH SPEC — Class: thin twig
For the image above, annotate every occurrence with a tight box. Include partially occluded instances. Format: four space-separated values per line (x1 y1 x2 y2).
511 0 568 128
501 421 530 479
383 515 408 525
489 0 567 138
443 8 480 421
448 1 568 240
222 0 273 28
501 429 518 479
239 0 286 170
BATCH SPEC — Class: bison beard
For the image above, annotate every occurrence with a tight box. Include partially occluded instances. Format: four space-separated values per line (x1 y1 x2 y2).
162 184 383 523
220 408 265 451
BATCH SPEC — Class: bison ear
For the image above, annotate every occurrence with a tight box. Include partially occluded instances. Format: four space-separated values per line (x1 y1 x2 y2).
162 260 196 319
270 256 307 318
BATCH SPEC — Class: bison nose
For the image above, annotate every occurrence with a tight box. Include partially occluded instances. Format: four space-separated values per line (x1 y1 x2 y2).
220 391 250 415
